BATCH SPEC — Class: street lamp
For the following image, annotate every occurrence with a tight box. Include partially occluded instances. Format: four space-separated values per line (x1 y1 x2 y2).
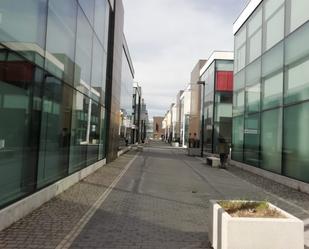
197 80 205 157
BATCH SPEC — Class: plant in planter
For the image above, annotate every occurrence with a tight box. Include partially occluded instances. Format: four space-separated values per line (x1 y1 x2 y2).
209 200 304 249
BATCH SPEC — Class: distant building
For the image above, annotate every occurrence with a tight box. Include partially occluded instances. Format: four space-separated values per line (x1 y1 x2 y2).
200 51 234 154
153 117 164 139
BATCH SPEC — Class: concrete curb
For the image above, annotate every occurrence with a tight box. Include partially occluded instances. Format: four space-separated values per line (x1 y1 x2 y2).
230 160 309 195
0 159 106 232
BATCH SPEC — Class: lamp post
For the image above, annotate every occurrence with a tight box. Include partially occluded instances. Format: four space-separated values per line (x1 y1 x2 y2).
197 81 205 157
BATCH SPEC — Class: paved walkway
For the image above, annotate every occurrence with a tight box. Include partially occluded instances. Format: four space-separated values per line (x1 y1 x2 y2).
0 141 308 248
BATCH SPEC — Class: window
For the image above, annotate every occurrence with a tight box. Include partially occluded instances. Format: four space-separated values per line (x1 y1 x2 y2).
0 51 43 206
37 79 72 188
216 60 234 71
248 8 262 63
234 69 245 91
69 91 88 173
264 0 285 51
246 83 260 113
98 107 106 160
262 41 283 77
74 6 93 96
244 114 260 167
91 36 105 102
246 59 261 86
261 109 282 173
233 90 245 116
285 22 309 104
235 26 247 72
94 0 110 46
0 0 48 67
86 100 100 166
78 0 95 25
283 102 309 182
232 116 244 162
288 0 309 33
45 0 77 85
262 72 283 109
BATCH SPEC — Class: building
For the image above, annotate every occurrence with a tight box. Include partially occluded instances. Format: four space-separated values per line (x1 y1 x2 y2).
179 85 192 147
140 98 149 142
200 51 234 154
179 60 207 148
119 36 134 149
0 0 132 210
132 82 142 144
232 0 309 183
153 117 164 140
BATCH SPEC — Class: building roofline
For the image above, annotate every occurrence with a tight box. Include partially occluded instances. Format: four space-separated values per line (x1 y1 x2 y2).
233 0 262 35
199 51 234 77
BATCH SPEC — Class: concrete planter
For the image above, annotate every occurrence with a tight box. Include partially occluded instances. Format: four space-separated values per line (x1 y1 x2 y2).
171 142 179 147
209 200 304 249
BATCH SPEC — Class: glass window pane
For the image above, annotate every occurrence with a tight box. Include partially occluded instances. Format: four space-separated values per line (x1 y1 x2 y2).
233 90 245 116
91 36 106 103
87 100 99 165
236 45 246 73
248 8 262 37
232 115 244 162
285 58 309 104
285 21 309 66
262 41 283 77
246 59 261 86
94 0 109 45
0 0 47 66
248 30 262 63
98 107 106 160
45 0 77 85
69 91 88 173
234 69 245 91
262 72 283 109
75 7 93 96
261 109 282 173
284 102 309 182
78 0 95 25
289 0 309 33
265 6 284 51
244 113 260 167
264 0 284 20
246 83 261 113
0 51 42 206
216 60 234 71
37 79 72 188
235 26 247 72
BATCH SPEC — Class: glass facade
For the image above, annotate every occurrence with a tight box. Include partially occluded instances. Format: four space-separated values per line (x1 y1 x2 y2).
0 0 111 208
233 0 309 183
119 46 134 148
201 59 234 154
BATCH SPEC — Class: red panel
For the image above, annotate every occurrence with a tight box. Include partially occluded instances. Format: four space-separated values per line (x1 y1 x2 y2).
216 71 234 91
0 61 34 82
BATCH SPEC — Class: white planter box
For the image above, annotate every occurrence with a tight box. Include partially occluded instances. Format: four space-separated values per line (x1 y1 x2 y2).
209 200 304 249
207 157 220 168
172 142 179 147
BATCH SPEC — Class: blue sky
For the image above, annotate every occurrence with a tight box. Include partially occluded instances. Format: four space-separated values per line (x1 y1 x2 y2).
123 0 247 118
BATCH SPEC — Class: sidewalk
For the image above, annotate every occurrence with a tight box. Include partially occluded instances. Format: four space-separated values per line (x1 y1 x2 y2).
0 151 137 249
0 145 308 248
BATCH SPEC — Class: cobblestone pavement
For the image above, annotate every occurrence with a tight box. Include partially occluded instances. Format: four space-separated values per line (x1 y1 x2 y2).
0 152 137 249
0 142 309 248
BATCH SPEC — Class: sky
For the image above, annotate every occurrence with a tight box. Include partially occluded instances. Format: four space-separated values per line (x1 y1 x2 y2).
123 0 247 118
